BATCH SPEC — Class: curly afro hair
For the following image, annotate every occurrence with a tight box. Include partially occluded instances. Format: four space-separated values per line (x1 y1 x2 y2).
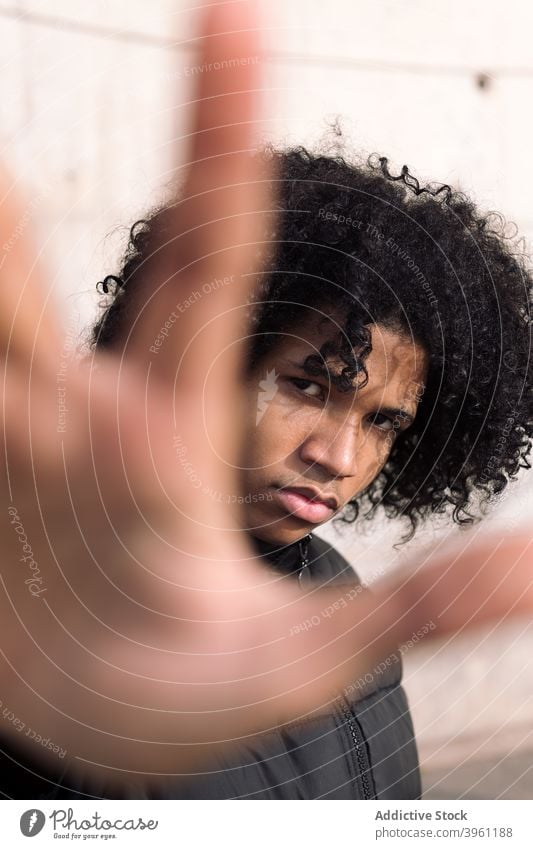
90 145 533 540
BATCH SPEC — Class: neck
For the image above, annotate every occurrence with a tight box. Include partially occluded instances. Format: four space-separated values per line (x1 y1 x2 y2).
247 532 312 573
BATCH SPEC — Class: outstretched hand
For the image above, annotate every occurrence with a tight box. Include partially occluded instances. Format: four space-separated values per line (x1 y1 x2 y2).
1 1 531 789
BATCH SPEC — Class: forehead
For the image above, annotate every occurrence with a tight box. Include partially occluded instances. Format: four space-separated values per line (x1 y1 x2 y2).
271 318 428 403
362 325 428 395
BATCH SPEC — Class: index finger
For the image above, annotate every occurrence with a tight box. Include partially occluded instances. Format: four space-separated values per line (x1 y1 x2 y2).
127 0 273 388
0 165 61 372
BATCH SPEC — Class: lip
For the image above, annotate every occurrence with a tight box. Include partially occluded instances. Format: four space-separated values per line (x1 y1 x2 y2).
273 486 338 524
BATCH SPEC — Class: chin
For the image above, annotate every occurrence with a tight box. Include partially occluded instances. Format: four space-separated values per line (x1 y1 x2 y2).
244 510 315 546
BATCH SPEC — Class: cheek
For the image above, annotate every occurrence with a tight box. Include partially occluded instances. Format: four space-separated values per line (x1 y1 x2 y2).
339 433 393 504
359 434 393 487
242 397 320 471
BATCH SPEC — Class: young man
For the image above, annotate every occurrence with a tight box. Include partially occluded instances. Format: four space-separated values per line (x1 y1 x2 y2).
0 3 531 802
74 146 529 799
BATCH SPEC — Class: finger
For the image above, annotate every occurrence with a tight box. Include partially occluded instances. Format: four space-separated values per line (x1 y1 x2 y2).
301 531 533 708
128 0 273 388
0 164 61 370
248 531 533 727
389 530 533 638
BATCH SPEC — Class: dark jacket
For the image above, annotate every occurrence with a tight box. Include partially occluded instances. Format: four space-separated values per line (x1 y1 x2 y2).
0 534 421 800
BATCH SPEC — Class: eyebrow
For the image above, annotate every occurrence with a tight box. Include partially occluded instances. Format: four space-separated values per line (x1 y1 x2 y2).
284 358 418 427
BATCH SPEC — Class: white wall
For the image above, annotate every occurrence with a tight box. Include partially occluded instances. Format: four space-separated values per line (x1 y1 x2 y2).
3 0 533 329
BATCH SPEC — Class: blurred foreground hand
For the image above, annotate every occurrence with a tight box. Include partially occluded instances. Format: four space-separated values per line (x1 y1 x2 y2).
0 1 531 788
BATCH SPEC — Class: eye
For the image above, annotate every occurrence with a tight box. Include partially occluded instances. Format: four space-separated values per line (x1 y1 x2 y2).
368 411 395 432
289 377 325 400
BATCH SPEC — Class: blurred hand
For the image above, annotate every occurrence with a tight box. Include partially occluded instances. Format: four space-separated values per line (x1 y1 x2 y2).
0 0 531 789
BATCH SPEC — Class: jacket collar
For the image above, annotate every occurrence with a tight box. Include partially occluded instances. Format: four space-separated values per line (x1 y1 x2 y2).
248 533 312 576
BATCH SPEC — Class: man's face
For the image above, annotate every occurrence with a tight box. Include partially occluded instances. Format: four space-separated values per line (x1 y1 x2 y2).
240 318 428 545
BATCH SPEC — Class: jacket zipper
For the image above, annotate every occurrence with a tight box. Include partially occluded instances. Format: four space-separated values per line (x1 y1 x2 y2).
339 698 375 799
297 534 312 587
294 536 375 799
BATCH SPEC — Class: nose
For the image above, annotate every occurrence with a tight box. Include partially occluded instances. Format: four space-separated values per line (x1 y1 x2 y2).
298 419 358 480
